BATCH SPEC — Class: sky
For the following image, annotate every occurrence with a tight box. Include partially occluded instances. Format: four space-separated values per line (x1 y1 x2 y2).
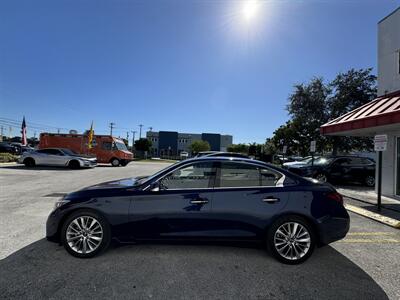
1 0 399 144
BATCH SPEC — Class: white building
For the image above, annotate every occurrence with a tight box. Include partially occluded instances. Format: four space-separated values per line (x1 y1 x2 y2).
321 7 400 198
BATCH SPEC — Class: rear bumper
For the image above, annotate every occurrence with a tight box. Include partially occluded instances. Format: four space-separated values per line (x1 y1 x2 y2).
317 214 350 245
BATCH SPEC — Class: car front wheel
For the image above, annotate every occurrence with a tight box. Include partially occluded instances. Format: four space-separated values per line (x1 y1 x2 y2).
267 216 315 264
111 158 120 167
365 175 375 187
61 210 111 258
24 158 35 167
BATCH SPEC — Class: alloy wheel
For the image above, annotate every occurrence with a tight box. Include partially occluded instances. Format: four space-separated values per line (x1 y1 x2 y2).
274 222 311 261
365 176 375 187
66 216 103 254
315 173 327 182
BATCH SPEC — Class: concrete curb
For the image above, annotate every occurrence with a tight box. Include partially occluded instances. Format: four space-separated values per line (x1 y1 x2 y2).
0 162 17 166
345 204 400 229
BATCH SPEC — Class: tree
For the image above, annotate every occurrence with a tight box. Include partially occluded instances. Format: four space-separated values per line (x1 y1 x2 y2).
134 138 152 152
190 140 210 154
227 143 249 154
327 68 377 154
285 77 330 156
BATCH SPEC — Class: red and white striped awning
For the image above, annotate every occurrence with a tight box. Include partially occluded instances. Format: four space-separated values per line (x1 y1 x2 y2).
320 90 400 136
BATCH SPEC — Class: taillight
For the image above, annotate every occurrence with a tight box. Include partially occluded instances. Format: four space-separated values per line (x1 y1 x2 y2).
327 192 343 205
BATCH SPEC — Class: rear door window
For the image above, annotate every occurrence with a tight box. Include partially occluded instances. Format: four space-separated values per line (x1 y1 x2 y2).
218 162 283 188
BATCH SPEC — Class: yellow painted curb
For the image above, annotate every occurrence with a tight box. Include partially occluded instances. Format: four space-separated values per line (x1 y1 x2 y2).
345 204 400 229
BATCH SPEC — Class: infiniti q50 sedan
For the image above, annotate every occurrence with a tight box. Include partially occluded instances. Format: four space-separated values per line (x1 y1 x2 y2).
46 157 349 264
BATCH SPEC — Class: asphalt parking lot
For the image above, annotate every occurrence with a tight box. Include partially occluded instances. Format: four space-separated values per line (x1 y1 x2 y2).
0 162 399 299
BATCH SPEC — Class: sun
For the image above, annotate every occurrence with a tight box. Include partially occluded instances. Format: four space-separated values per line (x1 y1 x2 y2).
242 0 260 22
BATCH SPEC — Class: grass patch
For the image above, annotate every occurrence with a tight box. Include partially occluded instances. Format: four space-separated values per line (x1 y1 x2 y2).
0 153 18 163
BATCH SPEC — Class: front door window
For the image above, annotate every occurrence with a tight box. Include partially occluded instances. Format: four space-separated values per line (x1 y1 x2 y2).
159 162 215 190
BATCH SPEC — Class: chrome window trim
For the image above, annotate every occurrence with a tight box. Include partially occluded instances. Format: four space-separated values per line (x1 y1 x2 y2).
143 159 291 191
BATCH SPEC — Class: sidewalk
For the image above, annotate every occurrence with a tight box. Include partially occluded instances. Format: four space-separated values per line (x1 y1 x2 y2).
337 186 400 229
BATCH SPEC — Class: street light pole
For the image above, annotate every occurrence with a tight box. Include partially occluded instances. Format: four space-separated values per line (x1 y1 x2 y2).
109 122 115 136
131 131 136 149
138 124 143 139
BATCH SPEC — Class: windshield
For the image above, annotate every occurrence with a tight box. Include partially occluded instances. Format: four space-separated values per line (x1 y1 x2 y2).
312 157 334 166
114 141 128 151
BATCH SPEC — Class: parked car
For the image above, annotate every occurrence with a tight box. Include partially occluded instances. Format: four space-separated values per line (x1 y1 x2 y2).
0 142 18 154
283 156 320 168
195 151 250 159
39 133 133 166
46 156 349 264
19 148 97 169
179 151 189 159
287 156 376 187
10 143 34 154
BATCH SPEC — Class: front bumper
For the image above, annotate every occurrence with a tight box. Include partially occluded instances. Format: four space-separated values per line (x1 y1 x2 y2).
46 208 66 243
80 160 98 168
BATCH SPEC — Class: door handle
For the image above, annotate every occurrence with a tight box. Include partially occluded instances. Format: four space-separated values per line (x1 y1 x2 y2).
190 199 209 204
262 197 280 203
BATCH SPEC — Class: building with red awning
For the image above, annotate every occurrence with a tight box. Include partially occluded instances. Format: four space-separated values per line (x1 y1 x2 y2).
320 7 400 198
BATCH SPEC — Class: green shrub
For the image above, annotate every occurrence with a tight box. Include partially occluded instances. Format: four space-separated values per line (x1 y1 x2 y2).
0 153 18 163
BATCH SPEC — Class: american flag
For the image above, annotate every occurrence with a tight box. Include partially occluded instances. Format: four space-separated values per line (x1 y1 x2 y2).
21 116 27 146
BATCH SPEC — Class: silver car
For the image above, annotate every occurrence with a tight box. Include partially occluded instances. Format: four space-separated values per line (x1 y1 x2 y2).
19 148 97 169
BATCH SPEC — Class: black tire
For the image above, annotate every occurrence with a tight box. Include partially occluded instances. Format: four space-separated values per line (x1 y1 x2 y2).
69 160 80 169
110 158 120 167
267 215 316 265
120 160 128 167
314 173 328 183
61 210 111 258
365 175 375 187
24 158 35 168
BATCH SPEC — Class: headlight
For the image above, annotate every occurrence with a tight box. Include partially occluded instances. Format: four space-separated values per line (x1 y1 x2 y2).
54 199 70 210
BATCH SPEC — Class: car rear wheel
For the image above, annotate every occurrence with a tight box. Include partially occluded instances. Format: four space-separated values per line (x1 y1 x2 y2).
365 175 375 187
69 160 80 169
61 210 111 258
24 158 35 168
267 216 315 265
111 158 120 167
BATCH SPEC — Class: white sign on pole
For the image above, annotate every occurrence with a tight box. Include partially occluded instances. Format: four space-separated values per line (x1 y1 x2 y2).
310 140 316 153
374 134 387 151
282 146 287 154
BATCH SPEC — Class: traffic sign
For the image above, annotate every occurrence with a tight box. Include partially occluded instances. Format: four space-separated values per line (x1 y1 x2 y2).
374 134 387 151
310 140 316 153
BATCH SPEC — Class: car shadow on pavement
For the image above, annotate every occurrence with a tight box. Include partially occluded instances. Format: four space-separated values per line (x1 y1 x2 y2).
0 239 388 299
0 165 88 171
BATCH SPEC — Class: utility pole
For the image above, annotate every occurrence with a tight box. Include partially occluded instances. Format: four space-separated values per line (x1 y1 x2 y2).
126 131 129 142
131 131 136 149
138 124 143 139
0 126 3 142
109 122 116 136
57 128 60 134
34 131 37 139
148 126 153 132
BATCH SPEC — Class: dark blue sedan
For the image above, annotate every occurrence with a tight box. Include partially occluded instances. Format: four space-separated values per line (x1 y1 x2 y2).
46 157 349 264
